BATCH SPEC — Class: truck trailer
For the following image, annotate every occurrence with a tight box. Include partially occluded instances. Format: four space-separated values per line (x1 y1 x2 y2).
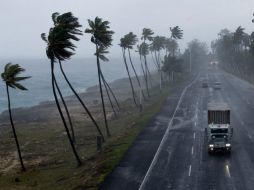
206 102 233 154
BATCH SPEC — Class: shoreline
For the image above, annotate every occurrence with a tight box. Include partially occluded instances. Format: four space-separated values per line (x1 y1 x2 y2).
0 74 159 124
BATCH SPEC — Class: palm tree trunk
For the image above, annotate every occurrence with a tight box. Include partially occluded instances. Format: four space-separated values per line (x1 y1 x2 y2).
6 85 25 171
53 77 76 144
58 60 105 142
122 48 138 107
101 73 117 117
144 55 153 88
96 44 111 137
128 48 146 100
50 60 82 166
100 72 120 111
140 54 150 97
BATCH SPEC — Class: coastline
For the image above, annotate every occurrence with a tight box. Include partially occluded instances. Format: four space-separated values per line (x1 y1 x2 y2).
0 74 158 125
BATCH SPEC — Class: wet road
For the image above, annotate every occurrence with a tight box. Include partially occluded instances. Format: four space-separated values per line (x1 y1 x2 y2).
101 67 254 190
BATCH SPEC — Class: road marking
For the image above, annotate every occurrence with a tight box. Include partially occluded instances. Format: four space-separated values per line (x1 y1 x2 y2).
191 146 194 155
193 132 196 139
188 165 192 176
138 74 200 190
241 121 244 126
194 122 197 126
225 165 231 178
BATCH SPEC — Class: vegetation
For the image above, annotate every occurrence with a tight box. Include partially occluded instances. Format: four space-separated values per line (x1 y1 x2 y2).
211 25 254 82
85 17 115 138
1 63 31 171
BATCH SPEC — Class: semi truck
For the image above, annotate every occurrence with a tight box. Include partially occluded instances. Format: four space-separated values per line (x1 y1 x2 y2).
206 102 233 154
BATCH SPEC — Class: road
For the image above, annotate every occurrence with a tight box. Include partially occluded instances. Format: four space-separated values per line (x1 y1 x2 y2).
100 67 254 190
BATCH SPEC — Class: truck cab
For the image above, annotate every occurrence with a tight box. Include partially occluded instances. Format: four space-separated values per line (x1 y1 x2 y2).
206 103 232 154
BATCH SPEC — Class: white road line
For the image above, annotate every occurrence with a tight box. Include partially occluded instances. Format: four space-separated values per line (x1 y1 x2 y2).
191 146 194 155
241 121 245 126
225 165 231 178
188 165 192 176
194 122 197 126
138 74 200 190
193 132 196 139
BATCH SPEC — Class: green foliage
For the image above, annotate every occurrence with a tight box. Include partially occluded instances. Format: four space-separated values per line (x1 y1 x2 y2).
85 17 114 48
170 26 183 40
137 42 149 56
1 63 30 90
119 32 138 49
151 36 165 52
162 55 183 74
41 12 82 62
141 28 154 42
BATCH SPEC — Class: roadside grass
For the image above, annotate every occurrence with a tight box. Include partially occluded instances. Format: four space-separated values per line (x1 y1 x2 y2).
0 75 189 190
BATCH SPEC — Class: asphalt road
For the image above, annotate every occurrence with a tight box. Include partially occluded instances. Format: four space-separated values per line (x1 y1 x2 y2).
101 67 254 190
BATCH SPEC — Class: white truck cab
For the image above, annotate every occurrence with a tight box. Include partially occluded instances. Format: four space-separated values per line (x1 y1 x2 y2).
206 103 233 154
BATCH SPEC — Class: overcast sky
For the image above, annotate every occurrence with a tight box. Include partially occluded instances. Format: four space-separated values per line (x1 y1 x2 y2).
0 0 254 59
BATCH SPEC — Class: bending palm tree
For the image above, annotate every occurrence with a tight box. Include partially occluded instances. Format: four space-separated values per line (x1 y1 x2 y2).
138 42 150 97
120 35 138 107
125 32 146 101
85 17 114 137
51 12 105 142
41 21 81 166
1 63 31 171
141 28 154 90
169 26 183 81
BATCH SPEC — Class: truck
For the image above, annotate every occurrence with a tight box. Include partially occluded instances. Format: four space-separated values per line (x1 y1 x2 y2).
206 102 233 154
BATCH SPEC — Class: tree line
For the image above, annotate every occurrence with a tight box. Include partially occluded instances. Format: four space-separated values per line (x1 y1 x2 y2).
211 16 254 81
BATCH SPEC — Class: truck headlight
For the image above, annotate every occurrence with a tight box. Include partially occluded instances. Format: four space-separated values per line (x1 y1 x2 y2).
226 143 231 147
209 144 214 148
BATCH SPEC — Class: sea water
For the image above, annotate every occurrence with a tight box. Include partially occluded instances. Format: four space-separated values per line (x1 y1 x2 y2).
0 57 149 113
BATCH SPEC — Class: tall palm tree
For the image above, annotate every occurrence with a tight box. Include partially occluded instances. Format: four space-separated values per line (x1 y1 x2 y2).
85 17 114 137
141 28 154 90
50 12 105 142
138 42 150 97
169 26 183 80
119 35 138 107
1 63 31 171
41 18 82 166
125 32 146 101
151 36 165 92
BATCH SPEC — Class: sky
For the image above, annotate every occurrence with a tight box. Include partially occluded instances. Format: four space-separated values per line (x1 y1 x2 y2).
0 0 254 59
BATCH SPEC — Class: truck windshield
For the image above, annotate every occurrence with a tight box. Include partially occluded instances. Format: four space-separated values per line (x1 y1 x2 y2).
211 128 228 133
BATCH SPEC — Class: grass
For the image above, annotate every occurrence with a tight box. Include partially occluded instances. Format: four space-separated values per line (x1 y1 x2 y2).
0 75 189 190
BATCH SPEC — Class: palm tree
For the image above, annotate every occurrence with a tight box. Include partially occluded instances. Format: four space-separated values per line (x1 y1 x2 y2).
119 35 138 107
138 42 150 97
141 28 154 90
125 32 146 101
151 36 165 92
1 63 31 171
85 17 114 137
41 17 82 166
169 26 183 80
50 12 105 142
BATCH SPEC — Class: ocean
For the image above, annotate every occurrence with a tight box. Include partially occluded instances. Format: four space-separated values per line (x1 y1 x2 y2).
0 57 152 113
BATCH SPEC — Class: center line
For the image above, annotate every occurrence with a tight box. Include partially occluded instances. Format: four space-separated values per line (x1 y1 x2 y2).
193 132 196 139
194 122 197 126
191 146 194 155
188 165 192 176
